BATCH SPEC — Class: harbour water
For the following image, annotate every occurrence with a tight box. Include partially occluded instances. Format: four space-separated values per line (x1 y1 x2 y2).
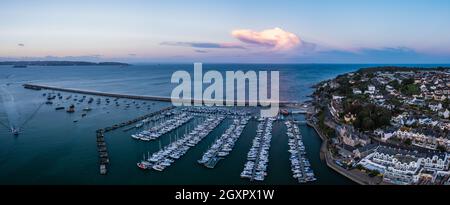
1 64 447 185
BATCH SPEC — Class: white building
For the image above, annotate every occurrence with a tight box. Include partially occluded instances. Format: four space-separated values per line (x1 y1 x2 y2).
357 146 450 185
353 88 362 95
439 109 450 119
364 85 376 94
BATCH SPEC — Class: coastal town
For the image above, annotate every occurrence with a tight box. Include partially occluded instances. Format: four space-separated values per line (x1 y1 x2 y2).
310 66 450 185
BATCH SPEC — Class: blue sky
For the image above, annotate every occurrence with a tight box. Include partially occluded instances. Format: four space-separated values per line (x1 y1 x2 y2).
1 0 450 63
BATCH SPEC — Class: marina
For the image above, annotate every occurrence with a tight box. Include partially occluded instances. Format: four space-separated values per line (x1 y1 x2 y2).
131 111 193 141
198 116 251 168
137 115 225 171
240 117 275 181
0 64 359 185
24 84 322 179
94 106 177 174
286 120 317 183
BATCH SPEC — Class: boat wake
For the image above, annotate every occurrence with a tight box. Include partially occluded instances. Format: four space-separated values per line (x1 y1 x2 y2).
0 84 20 129
0 84 44 135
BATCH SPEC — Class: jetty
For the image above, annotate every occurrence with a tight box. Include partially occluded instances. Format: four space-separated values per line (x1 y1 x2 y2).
198 116 250 168
286 120 316 183
99 106 175 133
96 130 109 175
240 118 274 181
94 106 175 174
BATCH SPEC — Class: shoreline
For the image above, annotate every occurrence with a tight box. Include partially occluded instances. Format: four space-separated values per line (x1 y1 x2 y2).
306 119 381 185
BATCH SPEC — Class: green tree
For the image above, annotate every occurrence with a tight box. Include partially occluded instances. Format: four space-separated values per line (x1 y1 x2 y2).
404 138 412 146
437 145 447 152
399 78 420 96
443 99 449 109
348 103 392 131
362 117 375 130
368 170 380 177
388 80 400 90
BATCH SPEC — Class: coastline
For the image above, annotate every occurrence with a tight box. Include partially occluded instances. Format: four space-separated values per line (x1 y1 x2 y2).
306 119 382 185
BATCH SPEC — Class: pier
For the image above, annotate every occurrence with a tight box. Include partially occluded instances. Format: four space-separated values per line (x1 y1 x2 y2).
24 83 174 103
99 106 175 133
286 120 316 183
96 130 109 175
198 116 250 169
241 118 274 181
23 83 300 107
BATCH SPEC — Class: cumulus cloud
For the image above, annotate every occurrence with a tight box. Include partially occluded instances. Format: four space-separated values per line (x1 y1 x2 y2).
160 28 302 53
160 41 245 49
231 27 301 50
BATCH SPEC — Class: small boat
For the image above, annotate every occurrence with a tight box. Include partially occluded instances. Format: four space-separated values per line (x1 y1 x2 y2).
67 104 75 113
137 162 149 170
280 109 290 115
152 164 165 171
131 134 140 140
55 107 65 110
11 127 19 136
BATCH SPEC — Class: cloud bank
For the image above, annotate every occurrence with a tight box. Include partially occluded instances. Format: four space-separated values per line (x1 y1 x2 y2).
160 41 245 49
0 55 103 62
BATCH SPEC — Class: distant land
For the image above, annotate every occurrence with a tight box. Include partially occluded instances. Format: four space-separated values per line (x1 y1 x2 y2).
0 61 130 66
357 66 450 73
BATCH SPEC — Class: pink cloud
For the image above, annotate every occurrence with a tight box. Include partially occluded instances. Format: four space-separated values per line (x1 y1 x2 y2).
231 27 301 50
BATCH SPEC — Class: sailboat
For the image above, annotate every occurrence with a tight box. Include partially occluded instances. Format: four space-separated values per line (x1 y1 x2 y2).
137 153 151 170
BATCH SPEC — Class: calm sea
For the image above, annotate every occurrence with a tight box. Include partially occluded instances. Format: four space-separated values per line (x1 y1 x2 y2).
0 64 447 185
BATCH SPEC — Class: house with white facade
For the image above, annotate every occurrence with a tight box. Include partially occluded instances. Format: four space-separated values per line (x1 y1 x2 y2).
357 146 450 185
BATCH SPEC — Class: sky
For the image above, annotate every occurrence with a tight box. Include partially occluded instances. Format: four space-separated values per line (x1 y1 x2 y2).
1 0 450 63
